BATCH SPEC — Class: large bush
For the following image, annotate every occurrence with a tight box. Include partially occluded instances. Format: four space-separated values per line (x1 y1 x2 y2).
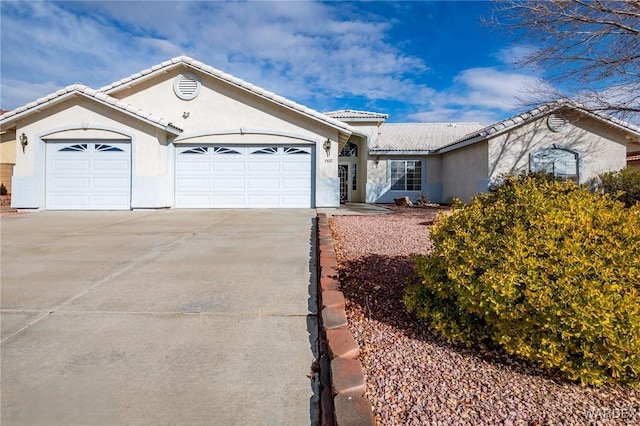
594 166 640 208
405 175 640 386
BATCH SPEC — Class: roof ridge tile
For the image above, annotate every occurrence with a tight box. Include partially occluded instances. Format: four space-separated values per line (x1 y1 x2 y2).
0 83 181 135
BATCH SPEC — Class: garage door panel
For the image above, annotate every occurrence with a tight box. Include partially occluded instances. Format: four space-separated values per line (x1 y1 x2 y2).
283 162 310 172
211 178 244 189
176 194 214 207
93 177 129 189
54 159 90 171
212 162 245 172
176 145 312 208
247 194 281 205
282 179 309 188
247 178 279 189
177 162 211 174
247 162 280 173
49 195 91 209
211 194 246 206
92 195 130 207
51 177 91 190
177 177 212 189
46 142 131 210
282 195 310 207
93 159 129 171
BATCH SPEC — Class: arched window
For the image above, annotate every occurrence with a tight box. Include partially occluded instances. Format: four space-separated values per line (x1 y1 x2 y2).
339 142 358 157
530 148 579 182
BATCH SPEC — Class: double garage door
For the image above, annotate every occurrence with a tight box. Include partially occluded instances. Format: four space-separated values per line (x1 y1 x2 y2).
175 145 312 208
45 143 313 209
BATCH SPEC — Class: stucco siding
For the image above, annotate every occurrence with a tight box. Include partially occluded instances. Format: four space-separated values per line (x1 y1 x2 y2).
487 116 627 183
112 68 341 207
1 131 16 194
364 155 428 203
9 97 166 209
424 156 442 202
113 69 333 143
441 141 489 203
1 130 16 164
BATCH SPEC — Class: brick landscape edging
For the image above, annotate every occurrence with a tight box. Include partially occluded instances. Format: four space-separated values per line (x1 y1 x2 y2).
317 213 376 426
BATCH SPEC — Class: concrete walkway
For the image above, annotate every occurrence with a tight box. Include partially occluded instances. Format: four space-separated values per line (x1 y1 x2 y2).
1 210 318 425
316 203 392 217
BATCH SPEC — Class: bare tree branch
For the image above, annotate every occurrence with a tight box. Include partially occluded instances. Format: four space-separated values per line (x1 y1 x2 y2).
487 0 640 120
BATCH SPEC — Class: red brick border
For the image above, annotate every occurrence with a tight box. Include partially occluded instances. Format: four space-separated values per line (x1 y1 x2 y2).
317 213 376 426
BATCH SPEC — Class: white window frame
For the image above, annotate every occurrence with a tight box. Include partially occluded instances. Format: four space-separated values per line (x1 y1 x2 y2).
530 148 579 182
390 159 422 191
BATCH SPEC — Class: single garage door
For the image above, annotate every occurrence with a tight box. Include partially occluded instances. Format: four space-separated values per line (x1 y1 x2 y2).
46 141 131 210
176 145 312 208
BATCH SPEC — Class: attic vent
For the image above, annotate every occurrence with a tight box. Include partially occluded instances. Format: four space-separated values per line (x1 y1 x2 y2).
547 113 569 132
173 73 201 100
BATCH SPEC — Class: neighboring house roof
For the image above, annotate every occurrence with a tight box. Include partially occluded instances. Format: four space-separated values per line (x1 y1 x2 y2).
99 55 354 141
370 122 486 154
628 154 640 162
438 99 640 154
325 110 389 122
0 84 183 135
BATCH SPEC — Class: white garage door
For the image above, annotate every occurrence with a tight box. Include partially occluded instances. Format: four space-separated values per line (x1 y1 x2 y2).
176 145 312 208
46 142 131 210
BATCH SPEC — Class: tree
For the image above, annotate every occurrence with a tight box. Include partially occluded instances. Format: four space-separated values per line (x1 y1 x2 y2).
488 0 640 120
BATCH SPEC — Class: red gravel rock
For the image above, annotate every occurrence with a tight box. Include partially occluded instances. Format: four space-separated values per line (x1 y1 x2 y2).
330 207 640 426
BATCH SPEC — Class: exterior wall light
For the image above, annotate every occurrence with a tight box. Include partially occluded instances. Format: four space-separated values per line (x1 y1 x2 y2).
323 139 331 156
19 133 28 153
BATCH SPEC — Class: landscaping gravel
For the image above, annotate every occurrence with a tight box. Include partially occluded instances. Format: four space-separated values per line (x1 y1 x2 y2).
330 207 640 425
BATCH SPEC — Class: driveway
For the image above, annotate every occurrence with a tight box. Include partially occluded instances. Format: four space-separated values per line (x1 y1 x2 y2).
1 210 318 425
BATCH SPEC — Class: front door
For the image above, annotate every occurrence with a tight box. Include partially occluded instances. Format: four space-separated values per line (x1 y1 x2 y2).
338 164 349 204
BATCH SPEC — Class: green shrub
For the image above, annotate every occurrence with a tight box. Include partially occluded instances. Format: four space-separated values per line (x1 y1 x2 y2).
595 166 640 207
405 175 640 386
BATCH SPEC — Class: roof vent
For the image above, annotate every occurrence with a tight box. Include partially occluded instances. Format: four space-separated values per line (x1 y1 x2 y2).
173 73 201 100
547 113 569 132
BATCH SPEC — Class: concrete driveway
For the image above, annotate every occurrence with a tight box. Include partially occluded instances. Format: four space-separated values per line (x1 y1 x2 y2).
1 210 318 425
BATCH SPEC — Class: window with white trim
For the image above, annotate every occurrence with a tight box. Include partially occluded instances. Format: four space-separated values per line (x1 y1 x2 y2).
251 147 278 155
530 148 579 182
95 144 124 152
390 160 422 191
339 142 358 157
59 144 88 152
352 163 357 191
212 146 241 154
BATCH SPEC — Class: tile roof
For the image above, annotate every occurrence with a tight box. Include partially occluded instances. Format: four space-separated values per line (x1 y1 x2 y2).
371 122 486 153
0 84 183 134
324 110 389 122
439 99 640 152
628 154 640 162
100 55 354 139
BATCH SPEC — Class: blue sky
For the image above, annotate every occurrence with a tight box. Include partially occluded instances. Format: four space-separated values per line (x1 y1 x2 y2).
0 1 544 124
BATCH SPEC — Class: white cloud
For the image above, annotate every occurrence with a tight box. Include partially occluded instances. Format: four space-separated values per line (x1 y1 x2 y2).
407 66 548 123
0 80 63 110
451 67 541 109
0 1 431 111
0 1 554 126
408 107 499 125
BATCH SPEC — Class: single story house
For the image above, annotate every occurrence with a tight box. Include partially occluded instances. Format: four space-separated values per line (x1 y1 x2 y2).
1 55 639 209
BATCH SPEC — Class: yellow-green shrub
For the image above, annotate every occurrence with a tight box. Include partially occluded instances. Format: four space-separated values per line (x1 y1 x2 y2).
405 175 640 386
595 166 640 207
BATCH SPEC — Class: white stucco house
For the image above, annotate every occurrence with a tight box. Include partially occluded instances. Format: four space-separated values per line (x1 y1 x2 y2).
1 55 639 210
